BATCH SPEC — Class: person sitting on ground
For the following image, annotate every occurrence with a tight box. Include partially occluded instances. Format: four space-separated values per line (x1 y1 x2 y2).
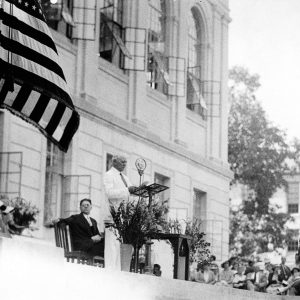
232 264 247 289
275 267 300 295
231 261 239 275
53 198 104 257
266 265 283 294
278 256 291 283
216 260 234 286
285 267 300 295
195 261 216 284
153 264 162 276
246 262 268 292
210 264 220 282
209 255 218 270
267 264 279 286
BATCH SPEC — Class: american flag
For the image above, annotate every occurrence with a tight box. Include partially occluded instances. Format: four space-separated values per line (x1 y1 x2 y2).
0 0 79 152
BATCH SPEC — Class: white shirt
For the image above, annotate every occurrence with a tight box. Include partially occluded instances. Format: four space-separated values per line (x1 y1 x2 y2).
103 167 132 205
83 213 92 226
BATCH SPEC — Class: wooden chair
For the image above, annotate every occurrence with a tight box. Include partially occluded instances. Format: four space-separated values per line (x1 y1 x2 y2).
54 219 104 267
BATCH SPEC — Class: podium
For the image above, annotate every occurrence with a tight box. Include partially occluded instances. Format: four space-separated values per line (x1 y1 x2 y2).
132 183 168 206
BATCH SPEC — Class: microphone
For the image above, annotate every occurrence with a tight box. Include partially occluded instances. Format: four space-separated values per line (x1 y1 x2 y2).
135 158 147 176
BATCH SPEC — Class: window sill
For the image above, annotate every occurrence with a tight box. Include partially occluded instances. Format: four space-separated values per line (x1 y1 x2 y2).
98 57 129 85
186 108 207 127
147 86 170 108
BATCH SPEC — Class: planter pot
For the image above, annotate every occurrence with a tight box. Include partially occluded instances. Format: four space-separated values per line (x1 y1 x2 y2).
120 243 133 272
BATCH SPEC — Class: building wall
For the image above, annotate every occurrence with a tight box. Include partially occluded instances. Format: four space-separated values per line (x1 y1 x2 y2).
0 0 231 261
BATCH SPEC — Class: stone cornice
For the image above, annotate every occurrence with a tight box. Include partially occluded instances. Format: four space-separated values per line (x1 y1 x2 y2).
74 96 233 181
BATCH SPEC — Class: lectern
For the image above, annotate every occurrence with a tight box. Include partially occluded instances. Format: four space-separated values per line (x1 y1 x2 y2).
132 183 168 206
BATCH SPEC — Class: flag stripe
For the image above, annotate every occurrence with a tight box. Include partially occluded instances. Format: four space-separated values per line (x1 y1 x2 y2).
52 107 73 141
0 79 10 105
0 4 57 53
60 111 78 149
38 98 58 128
0 59 72 107
1 24 62 77
45 102 66 135
21 90 40 116
0 51 68 93
0 34 65 80
11 83 31 111
29 93 50 123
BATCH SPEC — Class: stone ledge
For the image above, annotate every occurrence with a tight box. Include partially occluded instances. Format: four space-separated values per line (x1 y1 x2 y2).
0 237 296 300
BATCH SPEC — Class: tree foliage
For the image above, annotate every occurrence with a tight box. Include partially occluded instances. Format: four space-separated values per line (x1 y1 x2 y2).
229 66 292 215
230 205 293 256
228 66 296 256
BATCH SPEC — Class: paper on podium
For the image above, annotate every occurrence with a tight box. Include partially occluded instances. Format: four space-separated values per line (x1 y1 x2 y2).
132 183 169 198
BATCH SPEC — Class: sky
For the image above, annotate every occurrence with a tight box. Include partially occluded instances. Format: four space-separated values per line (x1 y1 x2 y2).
229 0 300 140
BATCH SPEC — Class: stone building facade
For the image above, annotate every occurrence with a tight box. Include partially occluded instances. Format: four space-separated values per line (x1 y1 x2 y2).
0 0 231 261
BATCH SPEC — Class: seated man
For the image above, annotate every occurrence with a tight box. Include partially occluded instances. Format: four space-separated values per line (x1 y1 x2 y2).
55 198 104 257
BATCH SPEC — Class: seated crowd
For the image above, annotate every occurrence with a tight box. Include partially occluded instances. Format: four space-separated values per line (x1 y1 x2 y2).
190 256 300 296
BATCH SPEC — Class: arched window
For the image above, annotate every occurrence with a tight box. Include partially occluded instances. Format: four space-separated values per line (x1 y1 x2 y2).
147 0 168 94
186 8 207 118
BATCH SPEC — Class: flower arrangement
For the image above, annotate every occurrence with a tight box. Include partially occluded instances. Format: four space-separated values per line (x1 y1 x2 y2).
7 197 39 233
109 197 168 248
184 218 211 264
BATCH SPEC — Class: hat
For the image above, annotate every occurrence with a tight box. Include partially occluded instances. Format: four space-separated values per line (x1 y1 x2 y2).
221 261 229 268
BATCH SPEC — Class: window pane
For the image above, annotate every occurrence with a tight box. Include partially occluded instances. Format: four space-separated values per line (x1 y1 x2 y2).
44 140 64 223
147 0 168 94
99 0 125 68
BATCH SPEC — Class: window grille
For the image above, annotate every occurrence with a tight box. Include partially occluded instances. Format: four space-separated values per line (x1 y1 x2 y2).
288 240 298 251
0 152 22 198
287 182 299 203
187 73 221 119
187 69 207 117
72 0 96 40
288 203 299 214
123 27 146 71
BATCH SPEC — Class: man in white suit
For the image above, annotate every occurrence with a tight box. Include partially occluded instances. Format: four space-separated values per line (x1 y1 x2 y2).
103 155 138 270
104 155 137 204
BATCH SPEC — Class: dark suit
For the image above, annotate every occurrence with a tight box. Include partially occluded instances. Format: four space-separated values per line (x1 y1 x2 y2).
64 213 104 257
279 264 291 282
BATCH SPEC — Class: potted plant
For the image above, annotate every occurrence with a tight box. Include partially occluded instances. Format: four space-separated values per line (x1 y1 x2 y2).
109 197 168 271
184 218 211 264
6 196 39 235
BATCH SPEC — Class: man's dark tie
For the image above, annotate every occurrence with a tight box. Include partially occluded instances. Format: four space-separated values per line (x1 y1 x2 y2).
120 173 128 187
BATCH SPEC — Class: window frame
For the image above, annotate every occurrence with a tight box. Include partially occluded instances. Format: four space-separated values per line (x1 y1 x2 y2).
147 0 169 94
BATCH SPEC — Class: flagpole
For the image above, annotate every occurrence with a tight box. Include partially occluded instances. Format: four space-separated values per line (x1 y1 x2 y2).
0 0 3 80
